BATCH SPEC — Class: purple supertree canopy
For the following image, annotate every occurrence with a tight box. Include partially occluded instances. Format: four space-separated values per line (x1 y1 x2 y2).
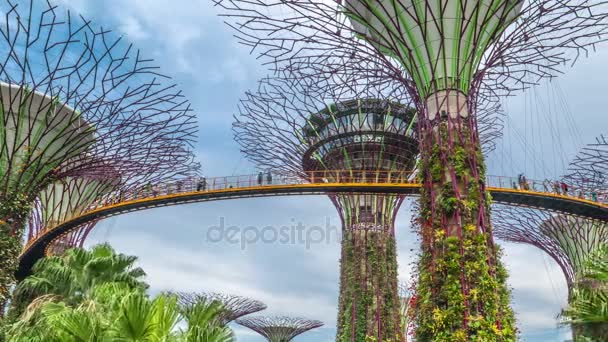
214 0 608 104
236 316 324 341
493 205 607 291
175 292 267 324
235 72 504 176
0 0 199 219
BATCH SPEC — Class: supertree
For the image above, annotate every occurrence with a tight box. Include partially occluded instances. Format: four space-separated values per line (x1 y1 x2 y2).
29 169 122 256
215 0 608 339
0 0 198 314
236 316 324 342
234 69 504 340
175 292 267 324
493 208 607 292
493 137 608 340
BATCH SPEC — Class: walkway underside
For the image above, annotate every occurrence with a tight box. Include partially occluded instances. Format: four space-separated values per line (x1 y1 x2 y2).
17 182 607 280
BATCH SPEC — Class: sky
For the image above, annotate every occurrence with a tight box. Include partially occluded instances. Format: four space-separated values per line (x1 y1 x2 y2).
45 0 608 341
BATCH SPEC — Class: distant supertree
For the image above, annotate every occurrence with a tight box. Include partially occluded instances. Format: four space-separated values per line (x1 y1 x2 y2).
494 208 607 288
30 170 121 255
493 137 608 340
216 0 608 339
175 292 267 324
236 316 324 342
0 0 197 313
234 71 504 340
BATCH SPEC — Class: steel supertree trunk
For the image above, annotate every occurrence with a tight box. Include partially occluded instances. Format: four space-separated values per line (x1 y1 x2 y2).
300 99 418 341
344 2 521 339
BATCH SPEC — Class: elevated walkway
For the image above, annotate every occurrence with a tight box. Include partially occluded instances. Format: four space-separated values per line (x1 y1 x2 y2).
17 171 607 279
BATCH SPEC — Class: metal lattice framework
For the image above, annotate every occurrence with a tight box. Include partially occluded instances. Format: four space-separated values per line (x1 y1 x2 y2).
493 206 607 291
563 135 608 192
175 292 267 324
494 137 608 291
234 72 509 339
0 0 198 314
236 316 324 342
235 75 417 339
215 0 608 100
215 0 608 339
0 0 201 241
30 172 121 255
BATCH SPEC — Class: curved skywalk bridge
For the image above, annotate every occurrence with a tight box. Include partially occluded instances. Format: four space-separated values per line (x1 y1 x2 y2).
18 171 607 279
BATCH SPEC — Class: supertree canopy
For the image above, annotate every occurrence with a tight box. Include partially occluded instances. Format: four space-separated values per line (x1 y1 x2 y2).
0 0 198 314
493 137 608 340
30 170 121 255
175 292 267 324
216 0 608 339
493 207 607 291
236 316 324 342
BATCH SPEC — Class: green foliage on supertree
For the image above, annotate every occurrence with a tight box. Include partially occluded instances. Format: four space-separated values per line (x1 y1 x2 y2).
0 195 32 317
337 231 401 342
414 122 515 341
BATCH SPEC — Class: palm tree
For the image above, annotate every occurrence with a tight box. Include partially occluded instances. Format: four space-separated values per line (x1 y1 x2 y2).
6 281 235 341
562 245 608 341
8 243 147 318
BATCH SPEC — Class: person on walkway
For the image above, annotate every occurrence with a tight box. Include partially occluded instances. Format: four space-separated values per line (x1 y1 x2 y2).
553 181 561 195
145 182 152 196
258 172 264 186
561 182 569 195
592 190 598 202
197 177 206 191
518 173 524 189
522 175 530 191
512 181 519 190
266 171 273 185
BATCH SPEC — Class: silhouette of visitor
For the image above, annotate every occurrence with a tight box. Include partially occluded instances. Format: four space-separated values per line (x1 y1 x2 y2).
561 182 569 195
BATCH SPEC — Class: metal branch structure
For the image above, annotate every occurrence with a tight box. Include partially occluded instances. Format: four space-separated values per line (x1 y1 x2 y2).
234 63 508 340
175 292 267 324
563 135 608 193
0 0 198 314
235 74 418 340
493 137 608 340
30 168 122 255
215 0 608 339
236 316 324 342
493 206 607 291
